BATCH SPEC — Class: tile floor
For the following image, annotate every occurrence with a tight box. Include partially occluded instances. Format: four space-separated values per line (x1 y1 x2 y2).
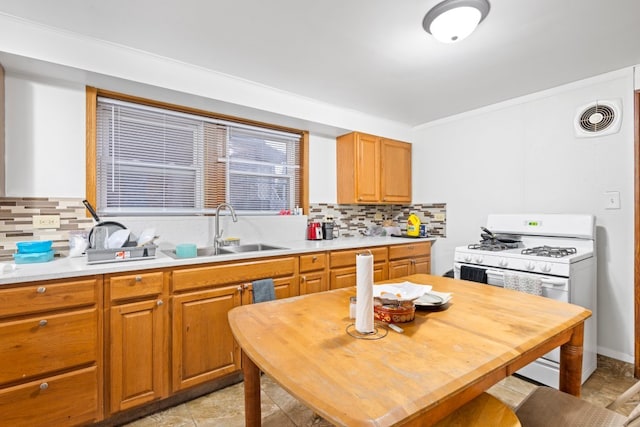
126 355 638 426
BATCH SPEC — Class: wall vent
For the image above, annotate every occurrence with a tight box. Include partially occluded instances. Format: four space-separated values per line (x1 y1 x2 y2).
574 99 622 138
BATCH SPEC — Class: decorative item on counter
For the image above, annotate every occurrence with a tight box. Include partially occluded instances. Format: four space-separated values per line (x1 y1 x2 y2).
407 213 421 237
14 240 54 264
355 251 374 333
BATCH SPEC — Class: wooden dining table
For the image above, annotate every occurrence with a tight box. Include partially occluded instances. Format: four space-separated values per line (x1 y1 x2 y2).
228 273 591 427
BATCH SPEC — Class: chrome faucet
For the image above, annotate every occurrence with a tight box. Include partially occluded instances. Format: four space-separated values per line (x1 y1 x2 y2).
214 203 238 253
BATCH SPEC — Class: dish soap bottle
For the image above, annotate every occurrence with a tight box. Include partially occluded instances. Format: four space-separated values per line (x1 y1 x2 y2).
407 214 421 237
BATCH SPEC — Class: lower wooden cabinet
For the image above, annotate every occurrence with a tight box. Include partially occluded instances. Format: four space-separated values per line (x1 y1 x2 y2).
299 252 328 295
0 277 102 426
329 247 389 289
388 242 431 279
171 285 242 392
106 271 168 414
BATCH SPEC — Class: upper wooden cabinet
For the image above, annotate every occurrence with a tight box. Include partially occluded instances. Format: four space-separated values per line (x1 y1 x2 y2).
337 132 412 204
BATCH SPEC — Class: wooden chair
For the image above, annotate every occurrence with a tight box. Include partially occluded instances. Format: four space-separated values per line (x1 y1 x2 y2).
433 392 521 427
516 382 640 427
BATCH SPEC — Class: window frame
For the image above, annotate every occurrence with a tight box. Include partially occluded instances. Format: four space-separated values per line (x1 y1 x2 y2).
85 87 309 217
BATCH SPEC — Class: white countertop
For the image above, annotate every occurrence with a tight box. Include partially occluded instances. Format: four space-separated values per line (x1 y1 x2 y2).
0 236 436 285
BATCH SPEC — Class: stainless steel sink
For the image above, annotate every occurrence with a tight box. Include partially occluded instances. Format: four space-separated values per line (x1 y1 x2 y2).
218 243 288 254
163 243 288 259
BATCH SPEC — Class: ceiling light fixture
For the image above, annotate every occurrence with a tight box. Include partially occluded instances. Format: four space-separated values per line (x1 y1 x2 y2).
423 0 490 44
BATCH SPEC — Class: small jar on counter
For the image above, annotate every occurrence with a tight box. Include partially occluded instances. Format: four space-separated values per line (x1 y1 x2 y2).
349 296 357 319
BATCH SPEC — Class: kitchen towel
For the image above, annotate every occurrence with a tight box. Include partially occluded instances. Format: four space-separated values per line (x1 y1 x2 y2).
503 273 543 296
355 252 374 333
252 278 276 303
460 265 488 284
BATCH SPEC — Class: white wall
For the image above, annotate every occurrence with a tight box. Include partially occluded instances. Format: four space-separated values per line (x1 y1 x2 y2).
412 68 635 362
4 75 85 196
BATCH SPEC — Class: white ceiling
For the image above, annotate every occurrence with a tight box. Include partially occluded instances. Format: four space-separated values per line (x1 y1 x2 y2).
1 0 640 126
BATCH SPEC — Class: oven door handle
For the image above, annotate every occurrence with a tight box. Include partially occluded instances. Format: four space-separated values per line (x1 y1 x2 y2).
486 269 565 287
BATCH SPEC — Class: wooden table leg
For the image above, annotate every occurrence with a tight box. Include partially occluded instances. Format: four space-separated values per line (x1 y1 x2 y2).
243 351 261 426
559 322 584 397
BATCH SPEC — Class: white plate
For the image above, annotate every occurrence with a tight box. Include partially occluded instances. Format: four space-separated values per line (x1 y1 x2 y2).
373 281 431 302
137 228 156 246
107 229 130 249
415 290 452 307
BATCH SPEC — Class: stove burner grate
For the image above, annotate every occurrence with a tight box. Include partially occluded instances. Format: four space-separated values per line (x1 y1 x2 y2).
521 246 577 258
468 240 521 251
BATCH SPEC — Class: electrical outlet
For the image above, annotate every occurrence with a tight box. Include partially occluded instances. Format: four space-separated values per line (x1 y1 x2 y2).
374 212 383 221
434 213 446 221
33 215 60 229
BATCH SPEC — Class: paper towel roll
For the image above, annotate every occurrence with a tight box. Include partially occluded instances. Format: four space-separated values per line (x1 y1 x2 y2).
355 252 374 333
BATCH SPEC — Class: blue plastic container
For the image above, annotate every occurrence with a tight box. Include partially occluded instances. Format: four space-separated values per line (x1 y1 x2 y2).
13 250 55 264
16 240 53 254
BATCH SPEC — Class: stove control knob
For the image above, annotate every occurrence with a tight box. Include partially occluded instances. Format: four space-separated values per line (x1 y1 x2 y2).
474 256 484 264
540 263 552 273
525 261 536 271
498 258 508 267
464 255 472 262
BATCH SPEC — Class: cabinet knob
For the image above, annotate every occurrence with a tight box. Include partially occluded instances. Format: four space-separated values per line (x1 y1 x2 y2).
36 286 46 294
301 276 306 282
39 382 49 390
135 276 142 282
312 256 317 262
237 286 242 292
156 300 163 306
243 283 250 290
38 319 48 327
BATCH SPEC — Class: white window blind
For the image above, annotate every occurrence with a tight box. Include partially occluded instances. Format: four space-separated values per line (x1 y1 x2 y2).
96 97 301 215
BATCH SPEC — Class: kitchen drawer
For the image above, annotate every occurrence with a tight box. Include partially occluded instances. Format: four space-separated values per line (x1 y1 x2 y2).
299 252 327 273
329 263 388 290
388 242 431 260
0 308 98 385
330 246 388 268
0 366 99 427
172 256 297 292
109 271 165 301
0 278 98 319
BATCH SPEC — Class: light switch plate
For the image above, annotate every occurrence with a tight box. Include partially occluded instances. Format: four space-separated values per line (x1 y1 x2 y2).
434 213 446 221
33 215 61 229
604 191 621 210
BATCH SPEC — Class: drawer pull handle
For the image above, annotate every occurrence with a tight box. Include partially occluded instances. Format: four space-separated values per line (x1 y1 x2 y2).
39 382 48 390
135 276 142 282
39 319 48 327
36 286 46 294
156 300 163 307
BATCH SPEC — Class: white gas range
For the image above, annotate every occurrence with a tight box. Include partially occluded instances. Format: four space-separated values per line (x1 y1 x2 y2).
453 214 597 388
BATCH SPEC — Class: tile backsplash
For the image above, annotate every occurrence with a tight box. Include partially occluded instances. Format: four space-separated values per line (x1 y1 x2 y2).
0 197 93 260
0 197 447 261
308 203 446 238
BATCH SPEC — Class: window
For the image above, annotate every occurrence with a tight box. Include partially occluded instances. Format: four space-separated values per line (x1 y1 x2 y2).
94 96 302 215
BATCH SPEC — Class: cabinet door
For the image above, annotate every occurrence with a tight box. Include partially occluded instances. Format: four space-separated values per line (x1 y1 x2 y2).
388 260 411 280
172 286 242 392
355 133 381 203
110 299 166 413
300 271 328 295
413 256 431 275
381 139 412 203
374 262 389 282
